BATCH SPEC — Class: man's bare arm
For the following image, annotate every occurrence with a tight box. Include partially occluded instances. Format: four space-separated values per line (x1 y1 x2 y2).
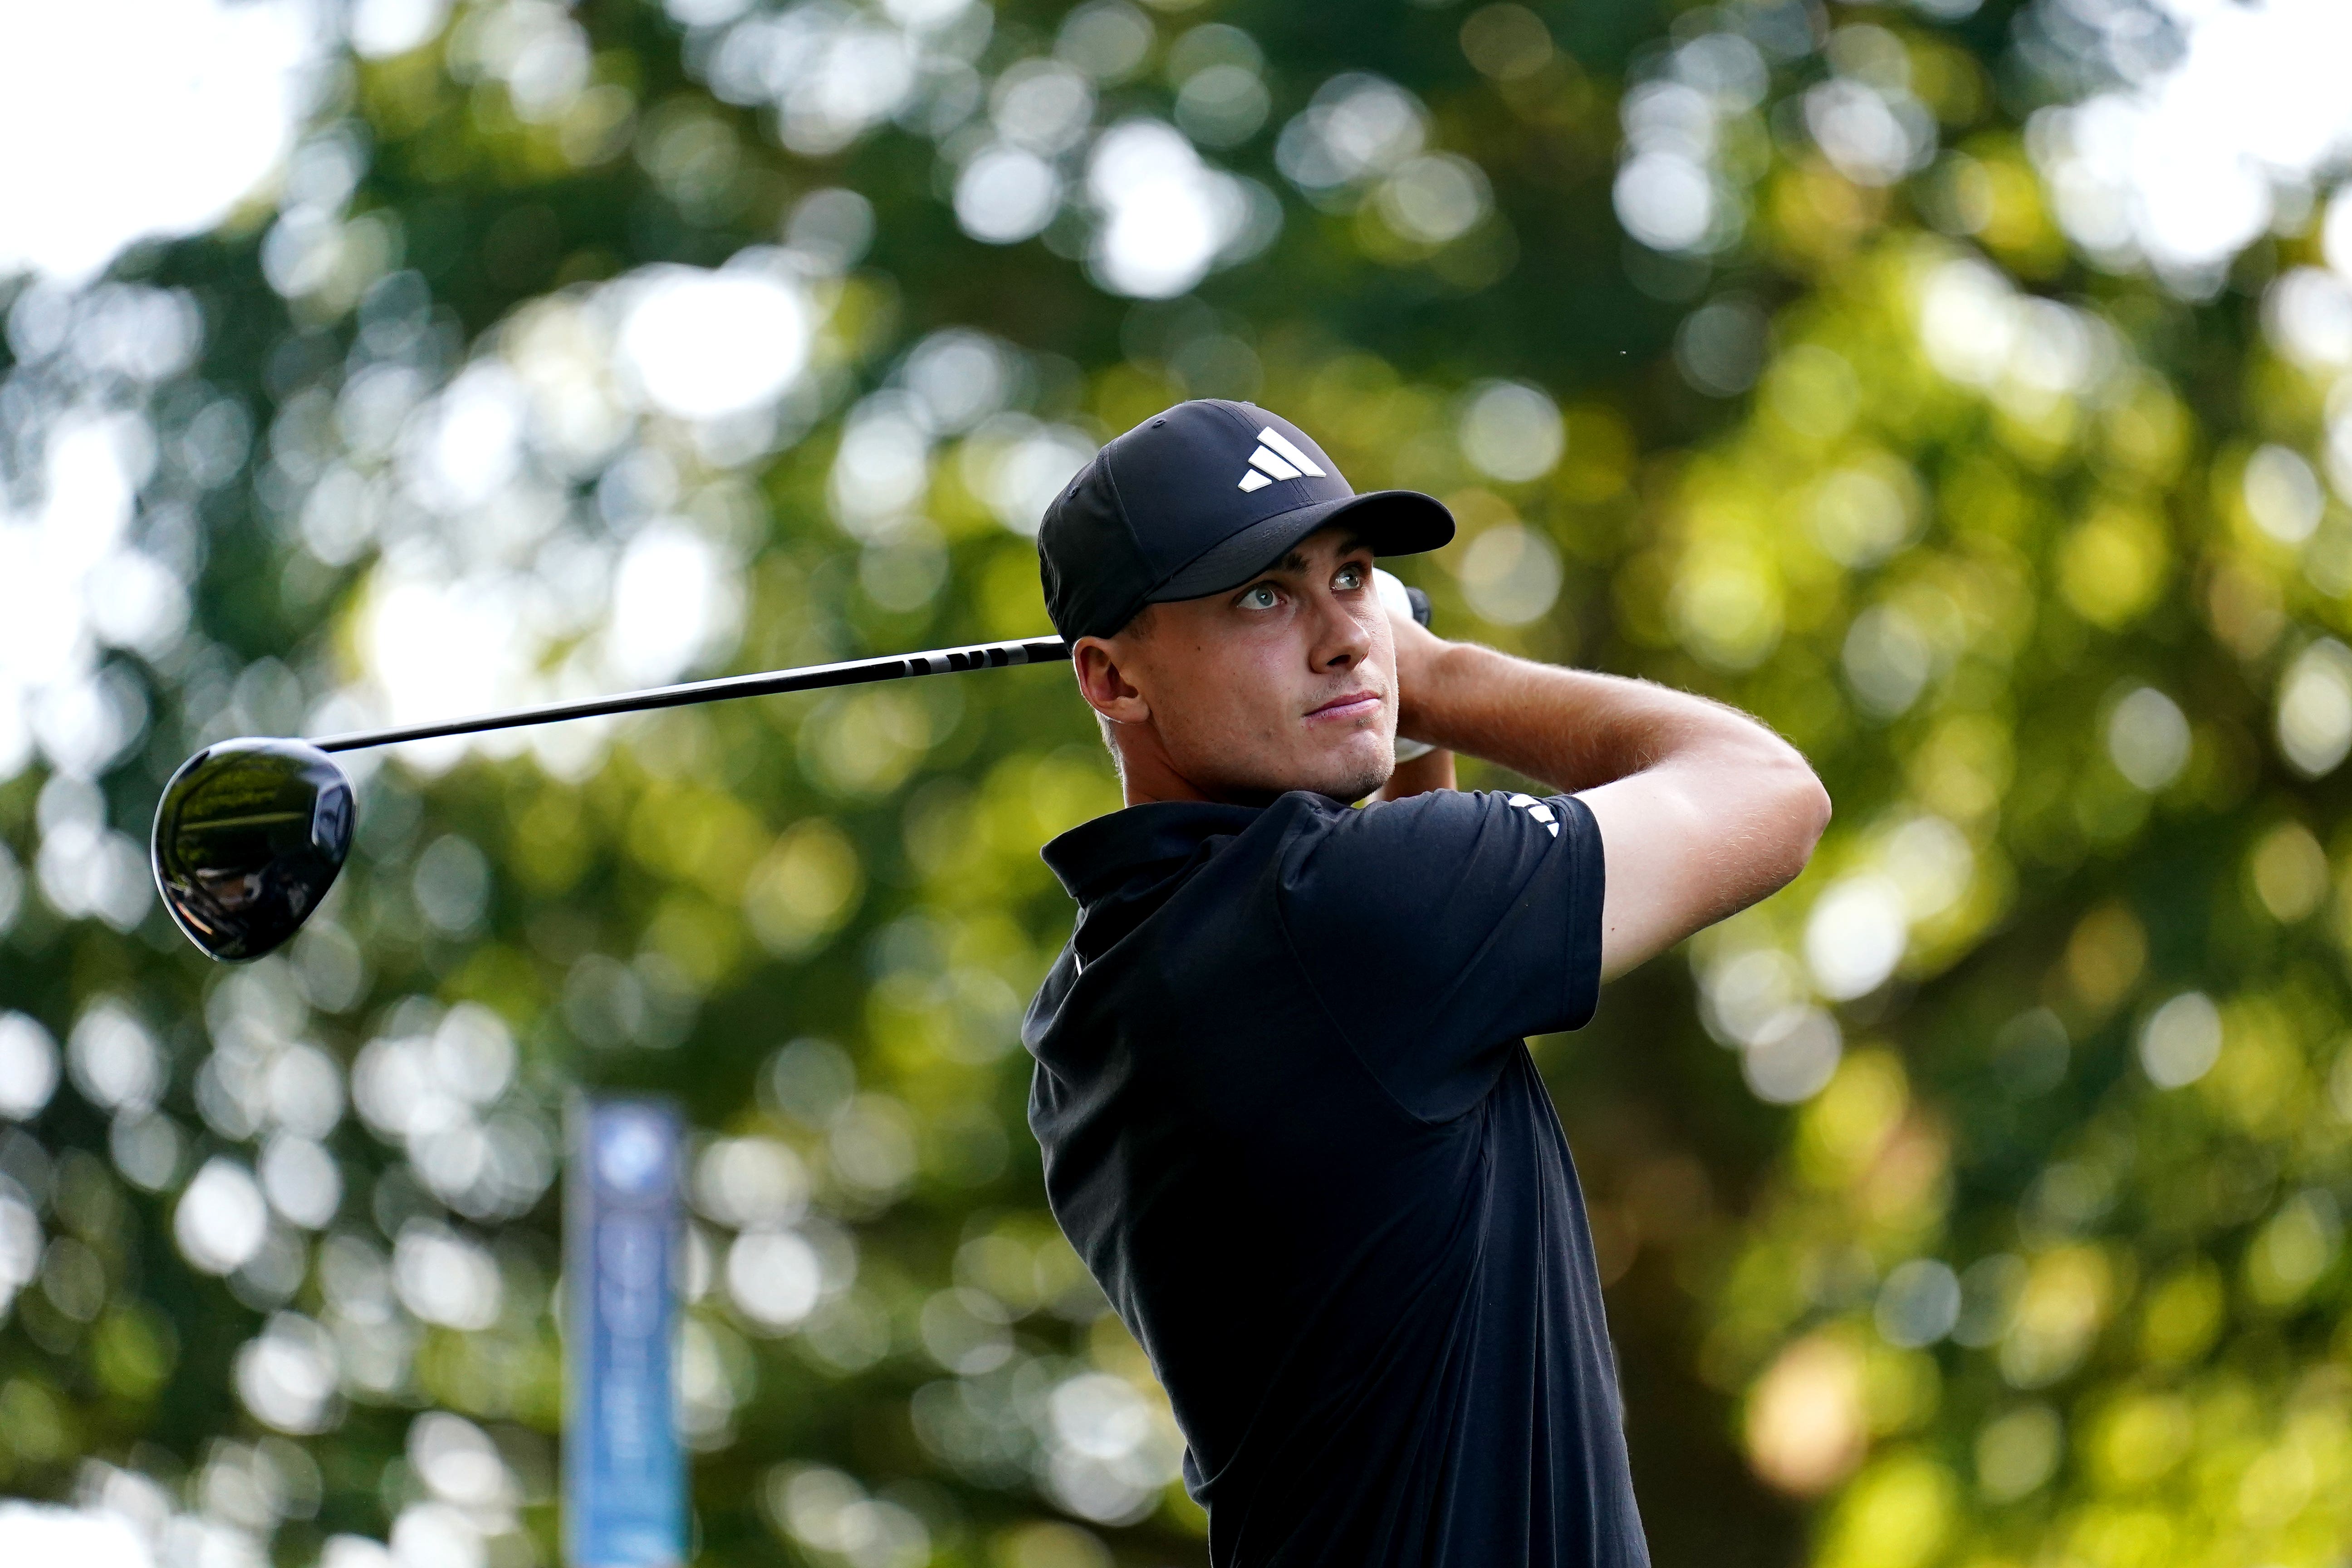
1392 622 1830 981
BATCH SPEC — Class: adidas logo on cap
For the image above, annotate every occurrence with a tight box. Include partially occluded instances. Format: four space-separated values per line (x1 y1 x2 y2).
1236 426 1328 493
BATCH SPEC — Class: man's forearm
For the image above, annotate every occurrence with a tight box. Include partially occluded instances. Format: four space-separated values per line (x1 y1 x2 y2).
1399 642 1769 794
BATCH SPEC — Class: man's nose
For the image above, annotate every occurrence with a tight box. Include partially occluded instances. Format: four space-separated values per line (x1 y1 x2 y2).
1309 586 1371 672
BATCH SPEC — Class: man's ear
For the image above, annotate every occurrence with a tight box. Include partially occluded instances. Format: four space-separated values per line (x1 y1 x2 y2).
1073 636 1152 727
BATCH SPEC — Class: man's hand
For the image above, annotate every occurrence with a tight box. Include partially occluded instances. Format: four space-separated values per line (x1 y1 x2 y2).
1388 607 1450 720
1373 587 1456 802
1395 633 1830 982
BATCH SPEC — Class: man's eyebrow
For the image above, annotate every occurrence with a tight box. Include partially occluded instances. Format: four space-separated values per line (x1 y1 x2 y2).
1260 538 1372 578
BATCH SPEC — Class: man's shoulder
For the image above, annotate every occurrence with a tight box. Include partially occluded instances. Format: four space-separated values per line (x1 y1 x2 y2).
1274 786 1597 933
1280 787 1551 859
1269 785 1507 837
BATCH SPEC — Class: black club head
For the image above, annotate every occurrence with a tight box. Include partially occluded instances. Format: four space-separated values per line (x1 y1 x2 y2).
151 738 356 962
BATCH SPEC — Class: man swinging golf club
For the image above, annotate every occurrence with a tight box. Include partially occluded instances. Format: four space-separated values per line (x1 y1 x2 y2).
1024 400 1832 1566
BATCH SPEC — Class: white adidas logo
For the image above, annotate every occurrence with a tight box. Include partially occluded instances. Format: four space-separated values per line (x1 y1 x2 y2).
1507 793 1561 838
1236 426 1328 492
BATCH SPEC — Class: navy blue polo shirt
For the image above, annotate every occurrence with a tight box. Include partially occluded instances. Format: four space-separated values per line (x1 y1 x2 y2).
1023 787 1646 1568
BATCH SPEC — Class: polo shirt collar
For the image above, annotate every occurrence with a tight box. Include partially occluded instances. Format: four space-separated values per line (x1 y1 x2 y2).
1040 801 1262 907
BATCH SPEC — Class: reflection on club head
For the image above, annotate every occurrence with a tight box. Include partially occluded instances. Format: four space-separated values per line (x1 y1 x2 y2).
151 738 355 962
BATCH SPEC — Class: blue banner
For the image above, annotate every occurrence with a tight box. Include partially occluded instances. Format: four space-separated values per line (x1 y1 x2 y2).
565 1097 686 1568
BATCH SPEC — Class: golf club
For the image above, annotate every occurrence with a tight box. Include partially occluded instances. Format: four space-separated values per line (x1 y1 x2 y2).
150 577 1432 965
151 634 1071 963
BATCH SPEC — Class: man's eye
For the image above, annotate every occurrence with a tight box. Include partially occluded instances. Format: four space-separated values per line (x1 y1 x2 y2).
1334 564 1366 590
1240 584 1279 609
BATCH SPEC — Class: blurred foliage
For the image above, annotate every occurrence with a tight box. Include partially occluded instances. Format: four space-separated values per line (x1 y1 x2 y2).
5 0 2352 1566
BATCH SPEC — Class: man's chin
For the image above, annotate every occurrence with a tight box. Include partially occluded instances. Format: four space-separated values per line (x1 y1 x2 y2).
1297 743 1395 805
1191 745 1394 808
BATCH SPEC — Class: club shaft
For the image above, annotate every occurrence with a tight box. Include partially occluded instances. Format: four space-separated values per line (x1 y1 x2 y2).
309 636 1072 754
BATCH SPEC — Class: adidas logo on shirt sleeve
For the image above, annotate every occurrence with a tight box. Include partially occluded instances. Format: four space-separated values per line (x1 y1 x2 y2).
1507 793 1560 838
1236 427 1329 492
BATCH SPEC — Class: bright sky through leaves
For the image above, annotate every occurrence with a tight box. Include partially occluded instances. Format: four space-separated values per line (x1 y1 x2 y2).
0 0 320 283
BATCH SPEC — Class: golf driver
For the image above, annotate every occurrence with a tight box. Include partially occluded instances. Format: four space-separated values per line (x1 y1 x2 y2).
150 575 1432 964
152 635 1070 961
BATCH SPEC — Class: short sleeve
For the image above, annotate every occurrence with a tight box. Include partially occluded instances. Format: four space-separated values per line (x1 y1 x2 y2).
1276 789 1605 1122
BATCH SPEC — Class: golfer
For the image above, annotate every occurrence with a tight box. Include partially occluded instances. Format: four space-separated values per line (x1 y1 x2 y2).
1023 400 1831 1565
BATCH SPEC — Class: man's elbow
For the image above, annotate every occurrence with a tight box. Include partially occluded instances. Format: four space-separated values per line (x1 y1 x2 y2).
1761 750 1831 889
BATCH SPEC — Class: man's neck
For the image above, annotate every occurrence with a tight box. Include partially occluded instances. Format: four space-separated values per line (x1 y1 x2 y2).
1110 725 1209 807
1115 743 1288 809
1120 767 1219 808
1122 769 1320 812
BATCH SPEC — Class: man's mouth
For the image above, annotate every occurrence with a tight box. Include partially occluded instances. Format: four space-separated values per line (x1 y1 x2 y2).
1306 691 1383 722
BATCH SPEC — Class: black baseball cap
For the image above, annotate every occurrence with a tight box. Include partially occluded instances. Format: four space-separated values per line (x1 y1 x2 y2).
1038 399 1454 641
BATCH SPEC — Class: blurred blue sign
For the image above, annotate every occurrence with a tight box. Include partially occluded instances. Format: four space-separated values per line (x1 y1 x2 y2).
565 1098 685 1568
